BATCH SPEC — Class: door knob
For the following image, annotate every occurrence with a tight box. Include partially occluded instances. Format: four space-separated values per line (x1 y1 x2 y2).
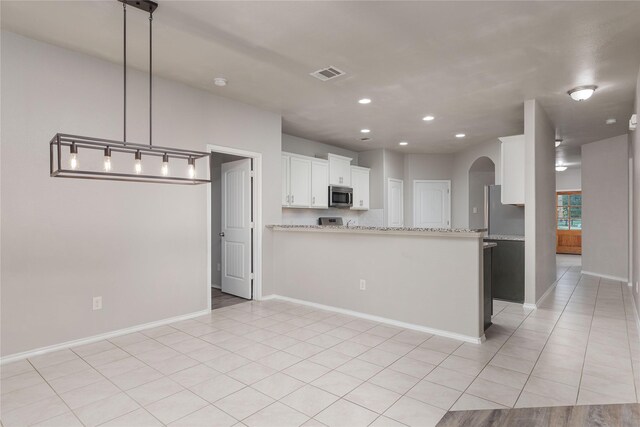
219 232 225 237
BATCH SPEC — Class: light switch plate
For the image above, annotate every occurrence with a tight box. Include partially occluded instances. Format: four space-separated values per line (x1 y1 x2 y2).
93 296 102 311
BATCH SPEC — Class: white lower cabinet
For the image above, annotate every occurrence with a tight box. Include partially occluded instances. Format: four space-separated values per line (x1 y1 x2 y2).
351 166 370 210
282 153 328 209
311 160 329 208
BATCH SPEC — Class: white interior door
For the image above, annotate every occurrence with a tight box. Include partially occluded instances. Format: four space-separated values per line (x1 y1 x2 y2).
414 180 451 228
221 159 252 299
387 179 404 227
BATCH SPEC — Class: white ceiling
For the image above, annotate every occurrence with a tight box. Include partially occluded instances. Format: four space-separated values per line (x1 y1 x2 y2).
2 1 639 165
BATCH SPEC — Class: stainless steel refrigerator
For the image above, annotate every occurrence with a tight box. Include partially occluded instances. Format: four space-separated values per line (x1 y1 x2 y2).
485 185 524 236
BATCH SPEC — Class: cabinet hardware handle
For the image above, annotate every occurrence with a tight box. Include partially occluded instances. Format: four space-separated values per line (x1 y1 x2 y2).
312 196 315 204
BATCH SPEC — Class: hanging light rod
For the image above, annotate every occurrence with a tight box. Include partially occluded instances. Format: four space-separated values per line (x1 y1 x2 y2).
49 0 211 185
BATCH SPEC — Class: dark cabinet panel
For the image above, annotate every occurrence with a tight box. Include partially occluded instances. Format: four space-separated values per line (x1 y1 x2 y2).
483 247 493 331
485 240 525 303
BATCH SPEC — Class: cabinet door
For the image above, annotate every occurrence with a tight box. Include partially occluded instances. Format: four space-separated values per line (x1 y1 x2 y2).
329 156 351 186
311 161 329 208
499 135 525 205
289 156 311 207
281 155 290 206
351 168 370 210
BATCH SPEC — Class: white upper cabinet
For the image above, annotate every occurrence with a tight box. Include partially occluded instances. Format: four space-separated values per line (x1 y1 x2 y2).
499 134 525 205
311 159 329 208
350 166 370 210
326 153 352 186
281 154 290 206
282 153 328 209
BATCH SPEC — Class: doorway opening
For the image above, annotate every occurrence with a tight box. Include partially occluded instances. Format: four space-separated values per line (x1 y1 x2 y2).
467 157 495 229
556 191 582 254
207 145 263 311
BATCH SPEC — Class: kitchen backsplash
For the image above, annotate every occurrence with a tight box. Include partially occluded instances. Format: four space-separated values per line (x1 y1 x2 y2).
282 208 384 227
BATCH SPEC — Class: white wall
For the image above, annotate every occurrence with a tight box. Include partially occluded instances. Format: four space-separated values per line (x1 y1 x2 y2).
632 65 640 315
282 134 358 164
0 32 282 356
556 167 581 191
582 135 629 280
451 139 502 229
524 99 557 305
402 153 454 226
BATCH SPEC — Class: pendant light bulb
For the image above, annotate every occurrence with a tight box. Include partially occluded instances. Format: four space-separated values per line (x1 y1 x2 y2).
161 154 169 176
103 147 112 172
134 150 142 174
69 143 79 170
188 157 195 179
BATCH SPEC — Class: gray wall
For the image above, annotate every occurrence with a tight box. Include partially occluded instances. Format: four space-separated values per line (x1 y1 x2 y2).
1 32 282 356
524 100 557 304
633 65 640 316
282 133 358 164
582 135 629 280
556 168 582 191
402 153 454 226
383 150 405 226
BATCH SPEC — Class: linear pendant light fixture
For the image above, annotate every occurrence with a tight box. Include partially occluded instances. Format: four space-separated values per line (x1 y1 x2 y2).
49 0 211 184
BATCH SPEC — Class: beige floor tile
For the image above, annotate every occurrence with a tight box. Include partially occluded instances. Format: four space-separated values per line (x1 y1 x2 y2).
141 325 178 339
344 382 401 414
168 404 237 427
204 353 251 373
214 387 274 421
228 362 278 385
488 353 536 375
577 387 637 405
388 356 435 379
96 356 147 378
122 339 167 355
284 360 331 383
369 415 406 427
186 344 231 363
405 347 449 365
145 389 208 424
478 365 528 390
28 350 79 370
37 358 92 381
315 399 378 427
147 354 200 375
31 411 83 427
357 348 401 368
1 360 34 380
110 365 164 390
73 392 140 427
257 351 303 371
251 372 304 399
406 380 461 410
83 348 130 368
466 377 521 407
284 342 325 359
335 358 383 381
60 379 120 409
424 367 475 392
244 402 309 427
280 385 339 417
369 368 420 394
514 391 569 408
312 370 363 397
439 354 486 377
450 393 509 411
188 374 245 403
71 341 117 358
391 330 432 346
522 376 578 405
167 337 212 354
127 377 184 406
383 396 446 427
136 346 182 365
169 364 220 388
331 341 370 358
100 408 163 427
0 382 57 414
109 332 149 347
420 336 463 354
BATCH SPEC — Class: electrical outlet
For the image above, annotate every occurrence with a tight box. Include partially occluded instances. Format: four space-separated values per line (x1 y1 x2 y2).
217 263 221 272
93 296 102 311
359 279 366 291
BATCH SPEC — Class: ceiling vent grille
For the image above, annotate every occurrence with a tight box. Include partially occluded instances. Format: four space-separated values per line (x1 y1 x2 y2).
310 66 345 81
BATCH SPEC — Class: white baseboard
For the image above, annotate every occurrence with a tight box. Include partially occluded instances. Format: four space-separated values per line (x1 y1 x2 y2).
582 270 629 282
631 293 640 344
263 295 484 344
1 309 210 365
522 303 538 310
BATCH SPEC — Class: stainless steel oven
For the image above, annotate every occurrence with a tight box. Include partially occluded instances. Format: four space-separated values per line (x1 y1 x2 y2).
328 185 353 208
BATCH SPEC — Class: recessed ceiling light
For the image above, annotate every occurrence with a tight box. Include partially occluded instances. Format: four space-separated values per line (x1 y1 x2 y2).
399 141 408 146
360 129 370 133
555 138 562 147
455 133 466 138
423 115 435 121
213 77 227 87
358 98 372 104
568 85 597 101
606 118 617 125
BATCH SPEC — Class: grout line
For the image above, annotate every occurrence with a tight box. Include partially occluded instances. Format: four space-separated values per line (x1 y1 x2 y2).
573 276 601 405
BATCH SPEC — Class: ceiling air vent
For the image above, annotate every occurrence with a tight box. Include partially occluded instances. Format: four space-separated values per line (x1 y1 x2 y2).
310 66 345 81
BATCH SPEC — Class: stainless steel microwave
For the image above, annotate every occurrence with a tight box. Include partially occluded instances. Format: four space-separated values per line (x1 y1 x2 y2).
329 185 353 208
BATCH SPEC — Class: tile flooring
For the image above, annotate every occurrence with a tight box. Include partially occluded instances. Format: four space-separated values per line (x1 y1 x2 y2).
1 255 638 426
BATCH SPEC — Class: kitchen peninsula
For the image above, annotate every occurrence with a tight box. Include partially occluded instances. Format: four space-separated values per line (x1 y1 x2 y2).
267 225 486 343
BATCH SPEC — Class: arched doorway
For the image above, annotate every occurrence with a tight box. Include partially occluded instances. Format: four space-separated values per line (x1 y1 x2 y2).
468 157 495 230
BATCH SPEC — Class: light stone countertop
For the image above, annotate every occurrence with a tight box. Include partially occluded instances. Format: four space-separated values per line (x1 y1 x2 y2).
267 224 485 238
484 234 525 242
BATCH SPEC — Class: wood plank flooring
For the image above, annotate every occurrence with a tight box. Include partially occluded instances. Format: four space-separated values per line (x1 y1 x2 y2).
437 403 640 427
211 287 247 310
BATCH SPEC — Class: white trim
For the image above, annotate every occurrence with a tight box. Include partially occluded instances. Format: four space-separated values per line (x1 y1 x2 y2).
206 144 263 305
631 293 640 344
0 309 210 365
413 179 452 228
386 178 404 227
265 295 484 344
581 270 629 282
522 303 538 310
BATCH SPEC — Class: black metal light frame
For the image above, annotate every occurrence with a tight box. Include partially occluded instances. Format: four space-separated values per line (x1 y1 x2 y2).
49 0 212 185
50 134 211 184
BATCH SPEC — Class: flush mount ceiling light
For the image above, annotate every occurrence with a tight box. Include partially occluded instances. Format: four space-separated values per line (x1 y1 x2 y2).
49 0 210 185
568 85 597 101
358 98 372 104
213 77 227 87
606 118 617 125
399 141 409 146
455 133 466 138
360 129 370 133
422 115 435 121
556 162 567 172
555 138 562 147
